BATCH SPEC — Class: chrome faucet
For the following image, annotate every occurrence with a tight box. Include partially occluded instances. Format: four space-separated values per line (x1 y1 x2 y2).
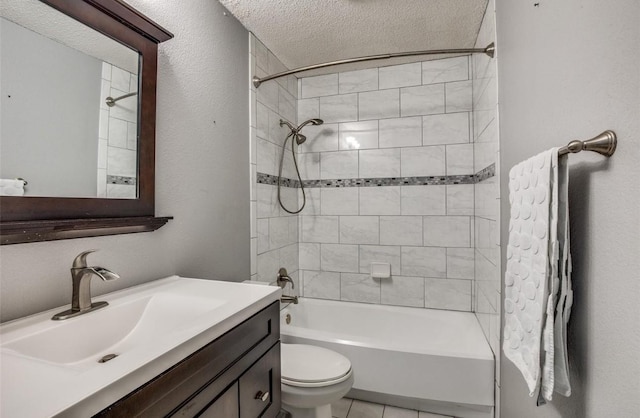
277 267 298 304
52 250 120 320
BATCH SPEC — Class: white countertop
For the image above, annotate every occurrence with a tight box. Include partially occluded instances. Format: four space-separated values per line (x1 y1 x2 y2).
0 276 281 417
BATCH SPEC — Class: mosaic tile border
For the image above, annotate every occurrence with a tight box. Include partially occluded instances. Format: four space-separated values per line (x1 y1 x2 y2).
257 163 495 188
107 175 136 186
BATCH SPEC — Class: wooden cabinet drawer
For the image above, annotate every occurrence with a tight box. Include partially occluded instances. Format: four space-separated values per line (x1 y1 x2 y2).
197 383 239 418
239 343 281 418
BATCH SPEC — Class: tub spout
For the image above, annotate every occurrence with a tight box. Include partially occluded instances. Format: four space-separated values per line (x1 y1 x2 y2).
281 295 298 304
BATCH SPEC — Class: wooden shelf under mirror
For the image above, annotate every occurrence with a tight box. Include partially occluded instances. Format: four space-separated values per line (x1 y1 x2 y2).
0 0 173 244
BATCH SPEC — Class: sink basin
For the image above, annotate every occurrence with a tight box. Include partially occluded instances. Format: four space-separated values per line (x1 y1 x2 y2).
0 276 281 417
3 292 225 365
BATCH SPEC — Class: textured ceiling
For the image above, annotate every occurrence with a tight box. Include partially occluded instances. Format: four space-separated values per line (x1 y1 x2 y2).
219 0 489 73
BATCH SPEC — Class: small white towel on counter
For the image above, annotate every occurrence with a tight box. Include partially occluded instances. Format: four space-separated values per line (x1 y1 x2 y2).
0 179 26 196
503 148 572 403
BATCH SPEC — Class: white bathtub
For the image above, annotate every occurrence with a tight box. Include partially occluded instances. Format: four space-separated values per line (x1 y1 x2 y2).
280 298 494 418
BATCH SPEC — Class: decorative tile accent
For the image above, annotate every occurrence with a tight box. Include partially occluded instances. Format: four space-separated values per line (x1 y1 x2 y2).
256 162 495 189
106 175 136 185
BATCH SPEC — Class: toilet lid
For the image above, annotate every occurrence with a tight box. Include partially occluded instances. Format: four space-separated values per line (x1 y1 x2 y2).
281 344 352 388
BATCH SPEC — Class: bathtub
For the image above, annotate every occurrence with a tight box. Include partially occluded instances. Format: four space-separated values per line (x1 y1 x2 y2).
280 298 494 418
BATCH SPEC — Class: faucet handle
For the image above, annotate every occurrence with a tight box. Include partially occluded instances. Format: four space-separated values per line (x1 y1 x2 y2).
72 250 98 269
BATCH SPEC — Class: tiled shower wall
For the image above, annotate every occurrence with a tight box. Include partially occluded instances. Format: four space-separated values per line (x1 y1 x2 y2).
472 0 501 414
249 34 301 287
98 62 138 198
293 57 488 312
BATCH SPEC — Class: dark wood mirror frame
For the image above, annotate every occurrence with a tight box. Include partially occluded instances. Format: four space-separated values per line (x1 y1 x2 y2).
0 0 173 245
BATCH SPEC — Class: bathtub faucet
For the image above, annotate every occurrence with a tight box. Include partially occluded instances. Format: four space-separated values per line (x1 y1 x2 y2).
277 268 298 304
277 267 295 289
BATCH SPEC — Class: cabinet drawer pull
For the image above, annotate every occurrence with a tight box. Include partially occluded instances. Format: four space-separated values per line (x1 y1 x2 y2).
254 391 269 402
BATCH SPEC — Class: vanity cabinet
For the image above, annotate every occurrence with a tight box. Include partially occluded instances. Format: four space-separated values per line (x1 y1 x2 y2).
94 302 281 418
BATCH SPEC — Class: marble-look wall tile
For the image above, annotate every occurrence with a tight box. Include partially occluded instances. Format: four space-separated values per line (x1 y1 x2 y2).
446 184 474 215
107 147 136 177
298 98 320 122
358 89 400 120
424 278 471 311
380 216 422 246
423 112 470 145
381 276 424 307
256 101 270 140
299 187 320 215
303 270 341 299
299 243 321 270
108 117 128 148
379 62 421 89
257 137 278 176
423 216 471 247
301 215 339 243
400 185 446 215
339 120 379 150
446 248 475 280
422 56 469 84
400 146 446 177
359 148 401 178
341 273 381 304
321 244 359 273
320 94 358 123
400 246 446 277
111 66 131 92
400 84 444 116
359 245 401 275
379 117 422 148
445 80 472 112
106 184 135 198
320 151 359 179
299 124 339 153
257 250 279 282
257 218 270 253
446 143 474 175
339 68 378 94
279 86 296 123
297 152 320 180
269 216 290 249
359 187 401 215
321 188 359 215
279 243 299 271
339 216 380 244
301 74 339 98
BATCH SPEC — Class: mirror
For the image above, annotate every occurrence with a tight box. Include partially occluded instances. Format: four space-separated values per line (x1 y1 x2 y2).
1 0 140 199
0 0 173 244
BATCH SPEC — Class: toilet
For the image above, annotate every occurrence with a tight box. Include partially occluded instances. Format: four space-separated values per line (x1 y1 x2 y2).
280 343 354 418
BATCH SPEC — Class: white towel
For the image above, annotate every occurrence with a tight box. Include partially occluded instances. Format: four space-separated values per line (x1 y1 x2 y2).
0 179 25 196
504 146 575 402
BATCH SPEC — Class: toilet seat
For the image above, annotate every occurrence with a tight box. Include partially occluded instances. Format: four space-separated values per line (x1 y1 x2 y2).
281 344 352 388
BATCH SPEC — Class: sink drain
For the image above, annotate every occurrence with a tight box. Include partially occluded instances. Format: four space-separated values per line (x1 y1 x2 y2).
98 353 118 363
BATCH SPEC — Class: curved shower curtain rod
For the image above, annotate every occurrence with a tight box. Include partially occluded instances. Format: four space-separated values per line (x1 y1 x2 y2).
253 42 495 88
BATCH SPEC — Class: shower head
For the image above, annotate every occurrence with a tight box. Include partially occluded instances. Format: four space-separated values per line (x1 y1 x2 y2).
297 118 324 130
295 134 307 145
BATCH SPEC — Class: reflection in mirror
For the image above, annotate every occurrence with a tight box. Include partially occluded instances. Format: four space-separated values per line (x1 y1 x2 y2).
0 0 140 199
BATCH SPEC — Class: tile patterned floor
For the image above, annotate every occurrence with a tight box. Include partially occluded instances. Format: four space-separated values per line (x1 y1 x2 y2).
331 398 453 418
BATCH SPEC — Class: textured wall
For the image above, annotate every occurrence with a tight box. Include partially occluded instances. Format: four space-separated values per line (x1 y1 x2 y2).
0 0 250 322
497 0 640 416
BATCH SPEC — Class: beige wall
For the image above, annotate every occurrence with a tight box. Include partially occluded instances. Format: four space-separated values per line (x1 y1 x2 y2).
0 0 250 322
496 0 640 416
